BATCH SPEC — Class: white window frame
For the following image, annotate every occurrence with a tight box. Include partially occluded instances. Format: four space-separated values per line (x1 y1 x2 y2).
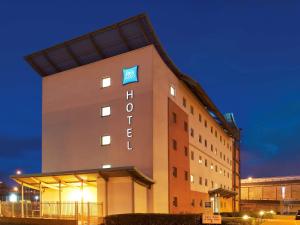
101 135 111 146
101 77 111 88
101 106 111 117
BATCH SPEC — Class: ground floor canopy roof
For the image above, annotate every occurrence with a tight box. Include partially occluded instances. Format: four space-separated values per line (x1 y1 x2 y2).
11 166 154 190
208 188 237 198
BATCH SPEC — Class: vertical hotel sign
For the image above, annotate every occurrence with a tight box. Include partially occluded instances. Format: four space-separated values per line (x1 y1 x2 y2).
122 66 138 151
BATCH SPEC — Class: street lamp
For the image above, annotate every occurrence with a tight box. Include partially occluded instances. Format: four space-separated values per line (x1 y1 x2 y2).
13 186 18 192
242 214 250 220
16 170 22 175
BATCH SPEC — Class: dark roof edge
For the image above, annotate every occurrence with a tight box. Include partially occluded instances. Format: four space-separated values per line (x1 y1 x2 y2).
24 13 240 139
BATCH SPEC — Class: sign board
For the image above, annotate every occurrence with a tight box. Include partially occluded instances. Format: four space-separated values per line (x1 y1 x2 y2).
122 65 138 85
202 214 222 224
204 201 212 208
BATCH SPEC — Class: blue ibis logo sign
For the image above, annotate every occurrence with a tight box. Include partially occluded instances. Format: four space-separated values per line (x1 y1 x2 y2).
122 66 138 85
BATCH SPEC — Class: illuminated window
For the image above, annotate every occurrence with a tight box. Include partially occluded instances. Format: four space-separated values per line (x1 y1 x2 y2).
101 135 111 146
101 106 111 117
210 164 214 170
101 77 111 88
198 156 202 164
102 164 111 169
170 86 176 96
190 175 194 183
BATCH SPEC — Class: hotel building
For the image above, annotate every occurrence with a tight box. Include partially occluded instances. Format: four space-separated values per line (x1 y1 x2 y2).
241 176 300 214
11 14 241 217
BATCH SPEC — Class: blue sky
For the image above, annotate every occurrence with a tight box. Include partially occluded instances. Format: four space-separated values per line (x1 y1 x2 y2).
0 1 299 183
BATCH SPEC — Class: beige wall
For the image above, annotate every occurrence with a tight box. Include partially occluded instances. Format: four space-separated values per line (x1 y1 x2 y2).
134 182 147 213
42 46 153 177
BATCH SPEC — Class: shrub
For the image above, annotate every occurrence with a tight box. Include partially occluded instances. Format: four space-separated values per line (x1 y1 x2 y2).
104 213 259 225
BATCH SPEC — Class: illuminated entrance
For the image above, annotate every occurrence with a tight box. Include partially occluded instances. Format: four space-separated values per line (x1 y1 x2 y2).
9 167 153 224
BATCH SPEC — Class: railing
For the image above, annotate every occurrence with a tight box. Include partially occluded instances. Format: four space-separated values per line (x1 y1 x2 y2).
0 201 103 225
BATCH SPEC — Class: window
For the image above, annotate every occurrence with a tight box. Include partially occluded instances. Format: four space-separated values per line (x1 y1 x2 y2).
190 106 194 115
200 200 203 207
101 106 111 117
205 179 208 186
101 135 111 146
198 135 202 143
210 164 214 170
204 120 207 127
184 146 188 156
170 86 176 96
191 151 194 160
184 171 188 181
101 77 111 88
215 165 218 172
172 139 177 150
211 181 214 188
183 97 186 107
173 197 178 207
184 121 188 132
102 164 111 168
190 128 194 137
211 144 213 152
191 199 195 207
215 131 217 138
198 114 202 122
190 175 194 183
172 167 177 177
204 139 207 147
198 156 202 164
205 159 208 167
199 177 202 185
211 126 213 134
172 112 177 123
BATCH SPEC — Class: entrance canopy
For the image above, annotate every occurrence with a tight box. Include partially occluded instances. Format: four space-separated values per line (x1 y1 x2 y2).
11 166 154 190
209 188 237 198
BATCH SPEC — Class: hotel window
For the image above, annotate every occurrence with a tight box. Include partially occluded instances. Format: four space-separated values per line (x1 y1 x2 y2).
173 197 178 207
204 139 207 147
211 181 214 188
215 131 217 138
220 135 222 142
200 200 203 207
191 151 194 160
211 126 213 134
172 167 177 177
172 112 177 123
205 159 208 167
190 105 194 115
190 128 194 137
184 146 188 156
198 135 202 143
190 175 194 183
102 164 111 168
170 86 176 96
215 165 218 172
183 97 186 107
204 120 207 127
101 77 111 88
199 114 202 122
198 156 202 164
101 106 111 117
172 139 177 150
191 199 195 207
199 177 202 185
184 121 188 132
220 152 222 159
211 144 213 152
205 179 208 186
101 135 111 146
210 164 214 170
184 171 188 181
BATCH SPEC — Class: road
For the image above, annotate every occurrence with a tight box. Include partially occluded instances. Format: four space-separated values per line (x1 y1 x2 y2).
262 219 300 225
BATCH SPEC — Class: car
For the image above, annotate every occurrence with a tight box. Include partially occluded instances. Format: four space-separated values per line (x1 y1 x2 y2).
296 210 300 220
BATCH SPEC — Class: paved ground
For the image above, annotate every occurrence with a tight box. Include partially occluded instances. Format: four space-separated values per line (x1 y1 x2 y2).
262 219 300 225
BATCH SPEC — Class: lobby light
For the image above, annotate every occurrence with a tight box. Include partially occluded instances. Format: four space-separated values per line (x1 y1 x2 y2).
9 193 18 202
242 215 250 220
259 210 265 216
13 186 18 192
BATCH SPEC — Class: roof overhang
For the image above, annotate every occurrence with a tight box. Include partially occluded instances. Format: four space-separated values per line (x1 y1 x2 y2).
25 13 240 139
208 188 237 198
11 166 154 190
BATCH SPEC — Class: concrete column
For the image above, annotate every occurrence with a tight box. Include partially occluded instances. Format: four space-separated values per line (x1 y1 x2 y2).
21 184 24 218
39 183 43 217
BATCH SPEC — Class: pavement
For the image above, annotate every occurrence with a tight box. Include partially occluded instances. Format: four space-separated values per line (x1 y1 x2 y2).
262 219 300 225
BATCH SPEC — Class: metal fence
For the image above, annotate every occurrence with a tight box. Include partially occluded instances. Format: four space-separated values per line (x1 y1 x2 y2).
0 201 103 225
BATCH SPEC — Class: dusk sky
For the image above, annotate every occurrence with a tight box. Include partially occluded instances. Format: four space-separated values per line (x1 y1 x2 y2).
0 1 299 184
